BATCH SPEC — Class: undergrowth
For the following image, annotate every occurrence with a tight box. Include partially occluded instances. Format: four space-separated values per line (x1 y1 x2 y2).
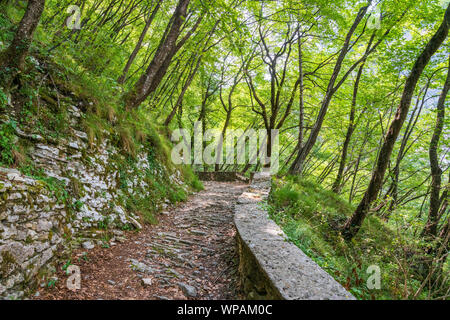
268 176 444 300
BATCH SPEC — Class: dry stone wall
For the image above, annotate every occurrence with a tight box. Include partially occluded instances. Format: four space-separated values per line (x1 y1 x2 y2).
0 105 186 299
234 172 356 300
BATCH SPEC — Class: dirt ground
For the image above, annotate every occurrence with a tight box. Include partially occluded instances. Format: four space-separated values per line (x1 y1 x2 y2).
34 181 247 300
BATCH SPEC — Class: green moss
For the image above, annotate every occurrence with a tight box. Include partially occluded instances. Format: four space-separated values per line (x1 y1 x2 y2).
25 235 33 244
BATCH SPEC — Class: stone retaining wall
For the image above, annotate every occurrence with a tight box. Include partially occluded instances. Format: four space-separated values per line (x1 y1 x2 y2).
234 172 356 300
196 171 252 183
0 106 186 299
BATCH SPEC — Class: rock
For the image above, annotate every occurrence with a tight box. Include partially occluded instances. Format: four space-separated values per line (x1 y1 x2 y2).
190 229 207 236
155 295 169 300
201 247 215 255
82 241 95 250
167 269 184 279
0 117 198 299
116 236 127 243
129 217 142 230
74 130 88 141
37 220 52 232
130 259 155 274
178 282 197 298
69 141 80 150
141 278 153 286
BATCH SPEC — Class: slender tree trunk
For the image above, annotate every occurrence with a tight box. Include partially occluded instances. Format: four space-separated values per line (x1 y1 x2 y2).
297 32 305 151
215 111 231 171
124 0 191 109
377 82 430 218
342 5 450 240
117 0 162 84
332 63 365 193
421 58 450 239
164 56 202 126
289 4 370 175
0 0 45 86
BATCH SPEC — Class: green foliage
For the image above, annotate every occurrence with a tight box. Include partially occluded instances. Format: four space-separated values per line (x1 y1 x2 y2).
269 177 431 300
181 165 204 191
0 88 7 108
0 120 17 165
71 200 84 212
46 278 57 288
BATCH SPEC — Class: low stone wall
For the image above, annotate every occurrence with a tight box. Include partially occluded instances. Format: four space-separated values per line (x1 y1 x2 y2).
234 172 355 300
0 106 187 299
196 171 252 183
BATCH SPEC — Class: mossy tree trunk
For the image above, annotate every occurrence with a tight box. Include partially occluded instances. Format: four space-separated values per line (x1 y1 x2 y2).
117 0 162 85
421 58 450 239
0 0 46 86
124 0 202 110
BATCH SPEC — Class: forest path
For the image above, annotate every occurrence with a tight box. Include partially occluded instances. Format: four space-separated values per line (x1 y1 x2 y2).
35 182 247 300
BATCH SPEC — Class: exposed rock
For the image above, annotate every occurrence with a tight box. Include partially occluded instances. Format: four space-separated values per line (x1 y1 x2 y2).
141 278 153 286
178 282 197 298
130 259 156 274
167 269 184 279
129 217 142 230
190 229 207 236
116 236 127 243
82 241 95 250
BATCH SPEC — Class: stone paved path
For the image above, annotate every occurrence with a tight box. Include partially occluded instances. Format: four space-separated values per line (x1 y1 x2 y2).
35 182 247 300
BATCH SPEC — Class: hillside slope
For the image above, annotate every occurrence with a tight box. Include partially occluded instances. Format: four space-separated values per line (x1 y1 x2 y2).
0 50 201 299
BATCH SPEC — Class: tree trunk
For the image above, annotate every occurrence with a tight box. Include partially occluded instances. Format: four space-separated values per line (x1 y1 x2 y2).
117 0 162 84
297 32 305 151
124 0 191 109
289 4 370 175
342 5 450 240
0 0 45 86
380 83 429 219
164 56 202 126
215 111 231 171
332 63 365 193
421 58 450 239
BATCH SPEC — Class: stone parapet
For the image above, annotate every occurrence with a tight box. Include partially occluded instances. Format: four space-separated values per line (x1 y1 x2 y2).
234 172 355 300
